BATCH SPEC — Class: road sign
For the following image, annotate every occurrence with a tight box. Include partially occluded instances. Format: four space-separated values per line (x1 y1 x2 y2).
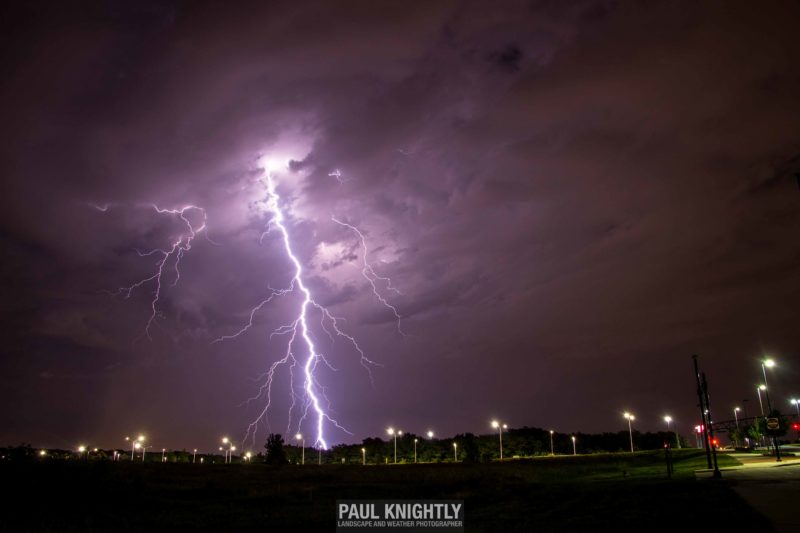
766 418 780 430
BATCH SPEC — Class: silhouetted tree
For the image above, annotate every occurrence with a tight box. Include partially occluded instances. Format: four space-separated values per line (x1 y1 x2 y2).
264 433 289 464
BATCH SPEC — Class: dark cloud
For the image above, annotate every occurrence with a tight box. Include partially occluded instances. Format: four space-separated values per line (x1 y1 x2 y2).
2 0 800 449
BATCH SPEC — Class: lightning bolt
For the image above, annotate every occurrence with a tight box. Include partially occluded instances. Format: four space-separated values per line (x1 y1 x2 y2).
331 217 405 336
216 161 405 450
112 204 209 340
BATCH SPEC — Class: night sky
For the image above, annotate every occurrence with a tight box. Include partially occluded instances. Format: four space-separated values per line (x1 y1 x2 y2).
2 1 800 452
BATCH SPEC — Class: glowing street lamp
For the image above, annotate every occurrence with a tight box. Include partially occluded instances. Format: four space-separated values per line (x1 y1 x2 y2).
245 452 252 463
790 399 800 417
760 358 781 462
193 449 197 464
361 447 366 465
623 412 635 453
427 430 434 439
571 435 576 456
221 437 231 464
549 430 554 456
77 445 87 460
39 450 47 458
414 439 418 464
757 385 766 416
453 442 458 462
161 448 166 463
295 434 305 465
663 415 679 448
387 427 402 464
761 359 776 412
491 420 508 460
230 445 236 463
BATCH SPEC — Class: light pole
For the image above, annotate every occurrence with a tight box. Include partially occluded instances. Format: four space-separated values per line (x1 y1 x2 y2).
414 439 418 463
761 358 781 462
571 436 576 456
295 434 304 465
491 420 507 460
761 359 775 411
663 415 679 448
361 447 366 465
734 407 741 447
623 412 635 453
453 442 458 462
161 448 166 463
757 385 766 416
549 430 554 456
193 449 197 464
387 427 402 464
230 445 236 463
222 437 229 463
791 399 800 417
78 445 87 460
245 452 252 463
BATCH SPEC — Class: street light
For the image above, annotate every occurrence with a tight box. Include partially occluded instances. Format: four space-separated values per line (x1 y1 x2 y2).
757 385 766 416
549 430 554 455
193 449 197 464
361 447 366 465
245 452 252 463
571 435 576 456
295 434 305 465
790 399 800 417
161 448 166 463
761 358 781 462
663 415 679 448
491 420 508 460
78 445 87 460
623 412 635 453
221 437 231 464
414 439 418 463
387 427 402 464
453 442 458 462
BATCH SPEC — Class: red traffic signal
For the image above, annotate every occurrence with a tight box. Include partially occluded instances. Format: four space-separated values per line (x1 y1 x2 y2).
792 423 799 430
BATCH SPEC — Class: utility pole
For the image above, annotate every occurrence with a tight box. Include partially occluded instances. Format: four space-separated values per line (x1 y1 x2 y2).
693 355 712 470
701 372 721 478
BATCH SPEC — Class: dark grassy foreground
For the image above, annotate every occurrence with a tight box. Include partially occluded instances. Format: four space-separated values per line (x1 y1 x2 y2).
1 450 769 532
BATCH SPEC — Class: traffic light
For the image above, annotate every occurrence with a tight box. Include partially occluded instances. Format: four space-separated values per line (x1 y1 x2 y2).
792 423 799 430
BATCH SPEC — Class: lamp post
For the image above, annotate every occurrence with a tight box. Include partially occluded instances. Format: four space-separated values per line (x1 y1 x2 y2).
549 430 554 456
791 399 800 417
664 415 679 448
761 358 781 462
78 445 87 460
571 436 576 456
161 448 166 463
387 427 402 464
491 420 507 460
295 434 304 465
193 449 197 464
453 442 458 462
230 445 236 463
414 439 418 463
222 437 230 464
361 447 366 465
245 452 252 463
623 412 635 453
757 385 766 416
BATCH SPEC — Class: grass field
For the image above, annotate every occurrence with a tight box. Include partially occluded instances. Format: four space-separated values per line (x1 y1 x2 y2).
1 449 770 532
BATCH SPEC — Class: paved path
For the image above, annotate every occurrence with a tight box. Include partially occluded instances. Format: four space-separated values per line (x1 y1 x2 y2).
698 461 800 533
